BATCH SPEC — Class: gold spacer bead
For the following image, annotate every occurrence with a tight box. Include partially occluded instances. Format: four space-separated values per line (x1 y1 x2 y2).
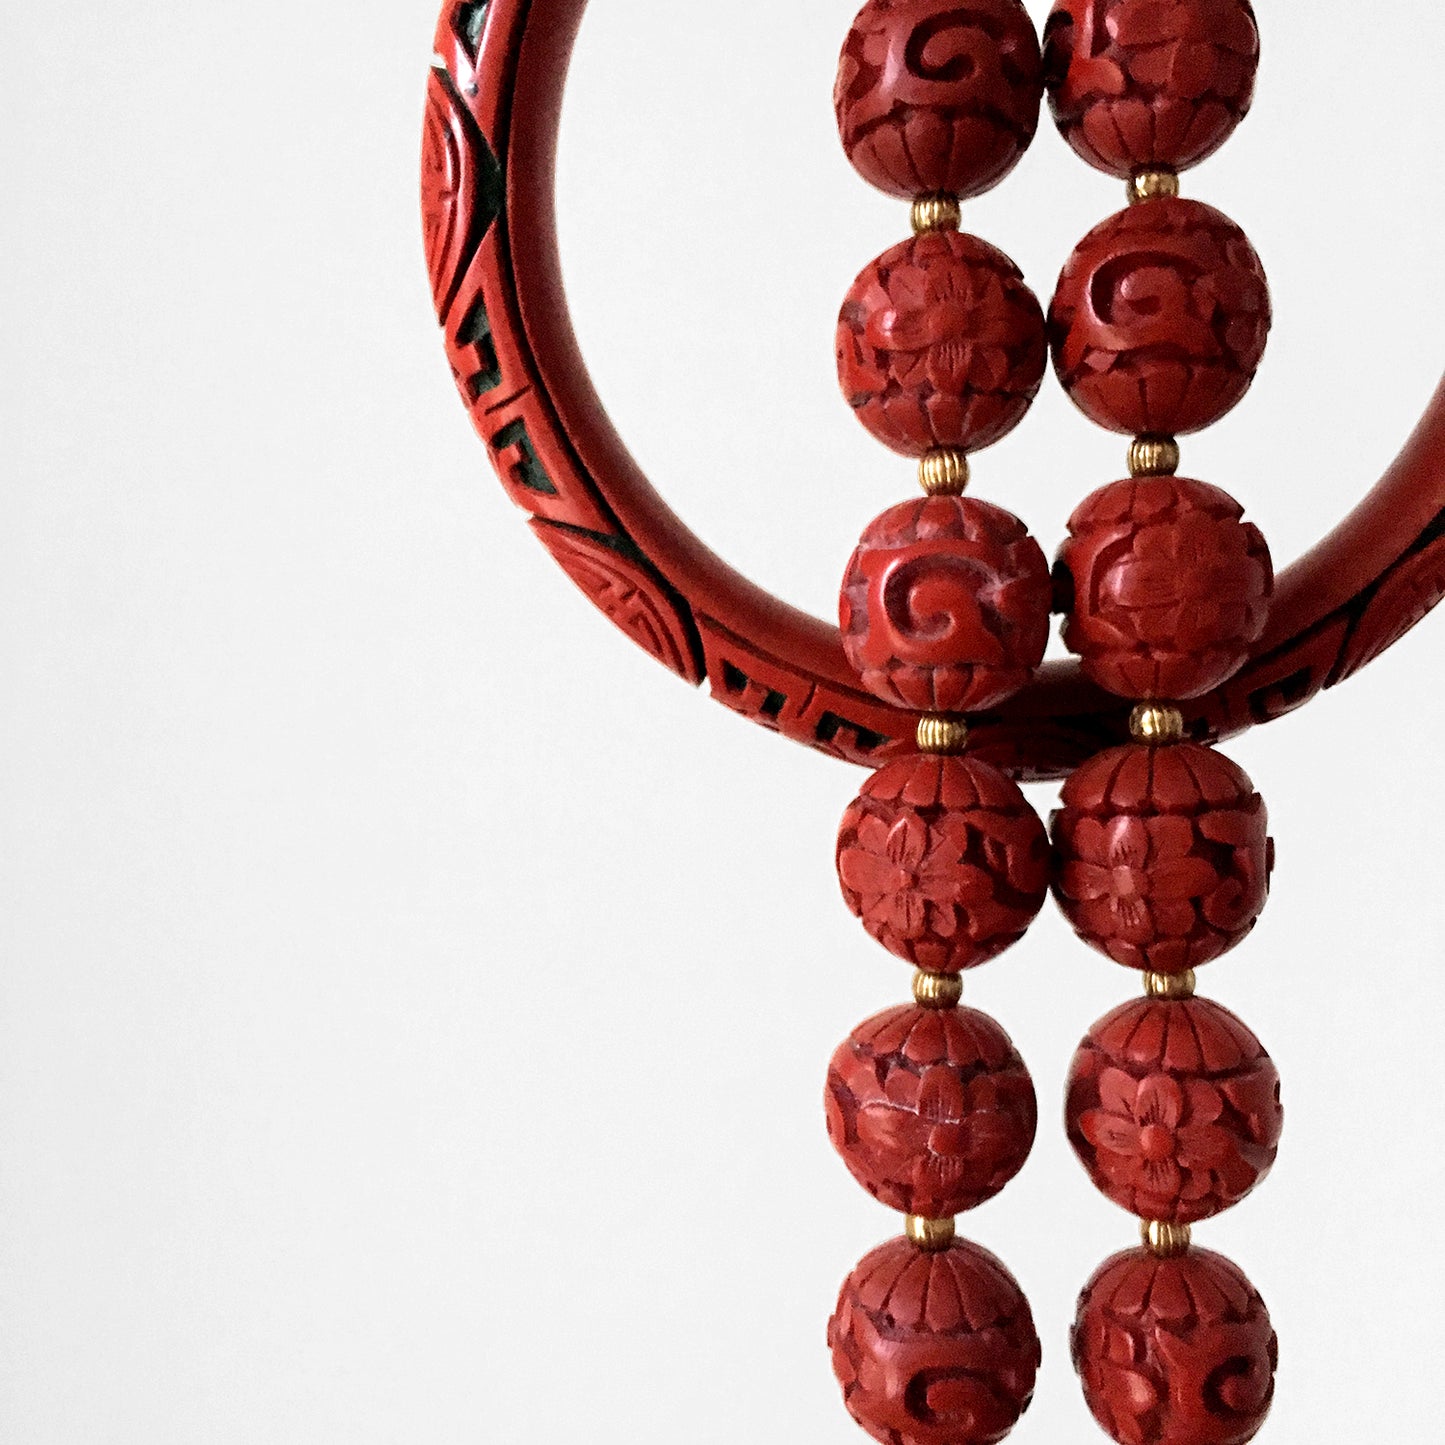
1140 1219 1193 1258
916 715 970 755
911 193 962 234
1128 168 1180 205
905 1215 957 1252
913 970 963 1010
919 448 970 496
1144 969 1197 1001
1129 436 1181 477
1129 703 1185 746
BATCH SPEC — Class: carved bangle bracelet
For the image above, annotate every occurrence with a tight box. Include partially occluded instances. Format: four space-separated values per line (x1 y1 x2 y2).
422 3 1444 1442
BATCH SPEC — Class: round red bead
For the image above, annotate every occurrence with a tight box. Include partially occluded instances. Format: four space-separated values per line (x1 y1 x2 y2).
1058 476 1273 699
838 232 1047 457
827 1004 1037 1217
836 0 1044 201
1051 742 1271 974
839 753 1050 972
841 496 1051 713
1066 995 1282 1223
831 1235 1040 1445
1049 198 1270 436
1043 0 1261 178
1073 1246 1277 1445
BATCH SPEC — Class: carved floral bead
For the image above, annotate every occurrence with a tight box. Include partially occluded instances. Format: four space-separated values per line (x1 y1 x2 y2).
1050 199 1270 436
1066 995 1282 1223
839 753 1050 973
1057 476 1273 699
1043 0 1261 178
836 0 1044 201
831 1235 1041 1445
1051 743 1271 973
841 496 1051 713
827 1004 1037 1217
1073 1246 1277 1445
839 232 1048 457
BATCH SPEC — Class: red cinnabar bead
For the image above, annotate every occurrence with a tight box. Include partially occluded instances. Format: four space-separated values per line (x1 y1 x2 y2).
1043 0 1261 178
838 232 1047 458
1066 995 1282 1223
1073 1246 1277 1445
1051 743 1271 974
841 496 1051 713
839 754 1049 973
1057 476 1273 699
836 0 1044 201
831 1235 1041 1445
827 1004 1037 1217
1049 199 1270 436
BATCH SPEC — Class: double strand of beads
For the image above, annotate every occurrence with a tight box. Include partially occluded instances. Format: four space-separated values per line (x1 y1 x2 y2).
1042 6 1283 1443
827 6 1055 1443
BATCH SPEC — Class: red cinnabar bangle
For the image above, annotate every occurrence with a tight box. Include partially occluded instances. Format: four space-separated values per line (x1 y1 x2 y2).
421 3 1442 1441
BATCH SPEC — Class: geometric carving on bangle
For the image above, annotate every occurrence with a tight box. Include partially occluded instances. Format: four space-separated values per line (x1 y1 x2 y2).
698 620 899 764
1337 523 1445 683
422 64 503 326
1073 1246 1277 1445
493 418 557 495
1066 996 1283 1224
532 521 703 685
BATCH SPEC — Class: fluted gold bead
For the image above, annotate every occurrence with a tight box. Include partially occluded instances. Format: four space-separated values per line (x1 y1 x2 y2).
919 448 970 496
1129 703 1185 746
1128 168 1180 205
1140 1220 1192 1258
917 715 970 755
911 193 962 234
905 1215 957 1252
1129 436 1181 477
914 971 963 1010
1144 969 1197 1001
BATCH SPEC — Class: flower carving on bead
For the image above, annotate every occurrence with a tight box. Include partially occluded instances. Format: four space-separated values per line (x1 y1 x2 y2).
839 232 1047 457
1052 743 1272 973
1067 996 1283 1224
828 1004 1037 1216
1064 814 1219 943
839 755 1049 973
1059 477 1273 699
1044 0 1260 177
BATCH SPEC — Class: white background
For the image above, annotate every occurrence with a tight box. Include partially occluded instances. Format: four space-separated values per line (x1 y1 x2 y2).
5 1 1445 1440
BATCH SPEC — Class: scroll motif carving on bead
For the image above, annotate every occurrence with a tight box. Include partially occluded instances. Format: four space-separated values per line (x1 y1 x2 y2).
830 1237 1041 1445
1043 0 1261 176
1049 198 1271 437
1073 1247 1277 1445
836 0 1045 200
